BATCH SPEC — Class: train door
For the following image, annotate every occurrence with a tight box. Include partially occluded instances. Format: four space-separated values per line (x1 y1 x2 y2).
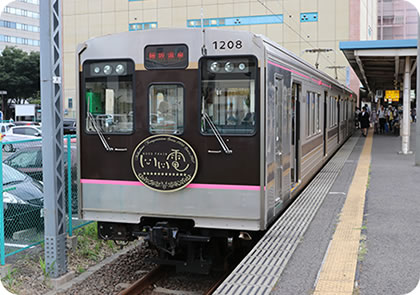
323 91 328 157
291 82 300 187
274 74 283 205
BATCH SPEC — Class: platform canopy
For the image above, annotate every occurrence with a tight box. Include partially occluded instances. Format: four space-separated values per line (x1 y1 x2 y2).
340 39 417 93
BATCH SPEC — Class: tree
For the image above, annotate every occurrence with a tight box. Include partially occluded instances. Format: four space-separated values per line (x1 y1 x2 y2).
0 46 40 118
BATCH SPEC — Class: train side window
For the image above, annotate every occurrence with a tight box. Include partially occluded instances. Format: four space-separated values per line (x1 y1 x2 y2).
149 84 184 135
306 92 311 136
316 93 320 132
307 91 321 136
312 93 316 134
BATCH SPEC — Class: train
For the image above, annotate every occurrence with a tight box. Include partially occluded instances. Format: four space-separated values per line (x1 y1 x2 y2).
77 28 356 273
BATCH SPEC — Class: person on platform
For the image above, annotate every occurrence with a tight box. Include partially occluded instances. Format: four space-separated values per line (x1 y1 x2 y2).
355 107 361 129
387 106 394 133
377 105 386 134
359 106 370 137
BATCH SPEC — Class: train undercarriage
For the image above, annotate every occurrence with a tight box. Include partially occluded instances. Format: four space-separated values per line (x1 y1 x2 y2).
98 218 258 274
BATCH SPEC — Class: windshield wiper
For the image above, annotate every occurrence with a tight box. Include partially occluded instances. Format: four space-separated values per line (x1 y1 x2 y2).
202 112 232 154
87 112 127 152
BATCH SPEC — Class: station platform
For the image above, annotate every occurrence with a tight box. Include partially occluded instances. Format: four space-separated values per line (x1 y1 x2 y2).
215 125 420 295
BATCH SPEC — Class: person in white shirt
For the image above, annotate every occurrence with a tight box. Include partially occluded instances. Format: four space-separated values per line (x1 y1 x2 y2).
377 105 386 134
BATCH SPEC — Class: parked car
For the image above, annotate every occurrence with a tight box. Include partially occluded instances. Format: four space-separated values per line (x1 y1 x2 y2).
13 121 41 127
1 134 41 153
6 126 42 138
3 163 44 238
0 123 15 135
3 145 76 182
63 118 76 135
3 145 78 214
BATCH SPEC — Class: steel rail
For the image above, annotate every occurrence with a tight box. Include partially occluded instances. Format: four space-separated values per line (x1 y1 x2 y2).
118 266 167 295
204 271 231 295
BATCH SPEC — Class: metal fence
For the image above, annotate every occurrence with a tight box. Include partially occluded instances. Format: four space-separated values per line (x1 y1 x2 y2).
0 135 90 264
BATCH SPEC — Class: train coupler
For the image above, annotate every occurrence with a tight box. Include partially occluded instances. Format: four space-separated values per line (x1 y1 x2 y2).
133 222 211 257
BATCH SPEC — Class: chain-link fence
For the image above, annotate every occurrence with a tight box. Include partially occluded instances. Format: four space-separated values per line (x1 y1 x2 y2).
0 135 89 264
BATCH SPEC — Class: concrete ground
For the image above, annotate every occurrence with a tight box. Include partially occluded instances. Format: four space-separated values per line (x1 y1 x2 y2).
359 124 420 295
272 134 365 295
272 125 420 295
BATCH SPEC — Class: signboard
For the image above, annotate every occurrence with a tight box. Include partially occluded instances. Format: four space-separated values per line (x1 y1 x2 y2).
15 104 36 117
131 135 198 192
144 44 188 70
385 90 400 102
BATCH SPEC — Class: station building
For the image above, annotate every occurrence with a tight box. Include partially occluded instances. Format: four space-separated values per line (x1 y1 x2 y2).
377 0 418 40
61 0 379 118
0 0 40 52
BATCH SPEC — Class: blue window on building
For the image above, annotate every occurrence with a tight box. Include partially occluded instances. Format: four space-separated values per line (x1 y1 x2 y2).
129 22 157 31
187 14 283 28
0 34 39 46
300 12 318 22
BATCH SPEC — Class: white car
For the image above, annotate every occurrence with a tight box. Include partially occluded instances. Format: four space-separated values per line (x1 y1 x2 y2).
5 126 42 138
0 123 15 135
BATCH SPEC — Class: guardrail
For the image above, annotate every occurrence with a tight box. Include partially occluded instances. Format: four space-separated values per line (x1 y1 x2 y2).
0 135 90 265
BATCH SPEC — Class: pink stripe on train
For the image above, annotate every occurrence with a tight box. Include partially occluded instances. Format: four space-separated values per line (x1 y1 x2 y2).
80 179 260 191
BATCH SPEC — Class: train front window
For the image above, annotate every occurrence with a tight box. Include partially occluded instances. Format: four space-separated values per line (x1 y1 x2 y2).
149 84 184 134
200 56 257 135
83 60 134 134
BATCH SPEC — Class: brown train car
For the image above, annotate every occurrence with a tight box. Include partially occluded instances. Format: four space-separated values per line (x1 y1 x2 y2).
77 28 356 273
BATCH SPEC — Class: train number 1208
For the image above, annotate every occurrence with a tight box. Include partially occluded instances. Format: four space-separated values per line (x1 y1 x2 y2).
212 40 243 50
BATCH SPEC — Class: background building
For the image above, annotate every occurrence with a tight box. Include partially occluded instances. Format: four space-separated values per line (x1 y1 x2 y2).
0 0 40 53
377 0 418 40
62 0 377 117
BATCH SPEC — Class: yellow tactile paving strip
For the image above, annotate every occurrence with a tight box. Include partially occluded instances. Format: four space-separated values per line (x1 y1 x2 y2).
314 131 373 295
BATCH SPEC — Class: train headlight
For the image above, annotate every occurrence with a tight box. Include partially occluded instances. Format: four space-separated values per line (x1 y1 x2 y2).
238 63 246 71
210 62 220 73
224 62 234 72
115 64 125 75
94 66 101 74
103 65 113 75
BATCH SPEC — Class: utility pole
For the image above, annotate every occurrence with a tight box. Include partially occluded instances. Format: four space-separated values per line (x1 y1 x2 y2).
326 65 345 80
40 0 67 277
401 56 412 155
304 48 333 69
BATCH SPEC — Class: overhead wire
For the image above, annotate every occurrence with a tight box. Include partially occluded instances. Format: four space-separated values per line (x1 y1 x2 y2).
256 0 347 81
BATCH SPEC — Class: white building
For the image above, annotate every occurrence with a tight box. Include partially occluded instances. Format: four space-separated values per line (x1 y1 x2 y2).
0 0 40 53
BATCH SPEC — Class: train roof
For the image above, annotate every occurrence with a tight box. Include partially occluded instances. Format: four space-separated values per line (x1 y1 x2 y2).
258 33 355 96
79 28 355 97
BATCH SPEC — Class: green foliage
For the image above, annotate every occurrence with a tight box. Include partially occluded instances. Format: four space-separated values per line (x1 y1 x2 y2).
0 46 40 100
76 265 86 274
76 222 102 261
39 257 55 279
1 267 19 293
107 240 115 250
358 238 368 262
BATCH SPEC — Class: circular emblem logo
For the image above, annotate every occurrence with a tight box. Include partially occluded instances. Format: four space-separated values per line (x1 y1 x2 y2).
131 135 198 192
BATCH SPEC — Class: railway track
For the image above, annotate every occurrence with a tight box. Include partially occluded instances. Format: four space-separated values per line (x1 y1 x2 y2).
118 265 229 295
118 266 167 295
